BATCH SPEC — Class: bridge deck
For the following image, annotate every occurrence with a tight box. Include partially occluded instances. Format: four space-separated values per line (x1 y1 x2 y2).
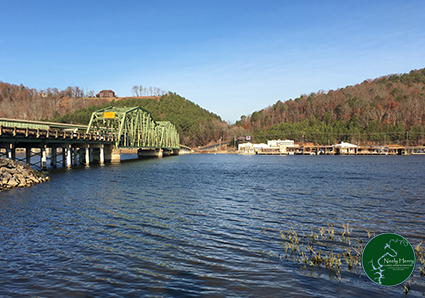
0 111 187 170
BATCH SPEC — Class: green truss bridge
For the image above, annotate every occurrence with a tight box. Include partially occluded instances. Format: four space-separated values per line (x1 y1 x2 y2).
87 106 182 159
1 106 191 169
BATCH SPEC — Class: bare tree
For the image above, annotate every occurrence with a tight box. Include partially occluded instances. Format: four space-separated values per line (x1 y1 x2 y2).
132 85 139 96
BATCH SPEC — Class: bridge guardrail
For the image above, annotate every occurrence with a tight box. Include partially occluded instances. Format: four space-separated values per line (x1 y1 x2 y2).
0 125 117 143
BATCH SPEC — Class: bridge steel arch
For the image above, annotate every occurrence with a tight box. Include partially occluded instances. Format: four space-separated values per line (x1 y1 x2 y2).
157 121 180 150
86 107 180 150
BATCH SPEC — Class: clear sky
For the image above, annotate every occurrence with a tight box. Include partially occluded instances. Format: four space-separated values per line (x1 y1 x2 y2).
2 1 425 123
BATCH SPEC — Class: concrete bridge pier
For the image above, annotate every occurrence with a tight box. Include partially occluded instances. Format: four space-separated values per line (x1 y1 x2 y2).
111 148 121 163
66 146 72 168
100 145 105 165
137 148 163 158
98 144 113 164
162 150 172 157
26 147 31 165
7 143 15 160
41 145 47 170
85 146 90 166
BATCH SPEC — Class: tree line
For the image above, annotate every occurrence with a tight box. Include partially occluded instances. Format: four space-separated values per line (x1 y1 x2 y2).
237 68 425 146
131 85 167 97
0 82 108 120
0 83 96 101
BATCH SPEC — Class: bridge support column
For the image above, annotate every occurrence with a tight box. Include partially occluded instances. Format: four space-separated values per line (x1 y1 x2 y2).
41 145 47 170
100 145 105 165
26 147 31 165
7 143 15 160
111 148 121 163
66 146 72 168
62 148 66 167
85 146 90 166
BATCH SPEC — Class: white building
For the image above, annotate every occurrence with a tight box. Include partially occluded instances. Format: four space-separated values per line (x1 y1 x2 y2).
238 142 255 154
268 139 295 147
334 142 358 154
253 143 268 150
239 139 296 155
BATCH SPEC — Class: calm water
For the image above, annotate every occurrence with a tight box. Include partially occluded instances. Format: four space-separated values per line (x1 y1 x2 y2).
1 154 425 297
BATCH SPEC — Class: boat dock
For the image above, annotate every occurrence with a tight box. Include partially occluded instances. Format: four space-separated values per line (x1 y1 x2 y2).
240 141 425 156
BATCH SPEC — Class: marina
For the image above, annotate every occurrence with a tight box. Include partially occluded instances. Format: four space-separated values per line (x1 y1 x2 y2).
239 140 425 156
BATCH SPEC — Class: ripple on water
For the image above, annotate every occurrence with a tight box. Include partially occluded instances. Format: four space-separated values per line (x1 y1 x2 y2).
1 155 425 297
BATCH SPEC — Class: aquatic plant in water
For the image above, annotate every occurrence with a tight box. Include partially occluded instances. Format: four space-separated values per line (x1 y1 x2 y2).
262 223 425 295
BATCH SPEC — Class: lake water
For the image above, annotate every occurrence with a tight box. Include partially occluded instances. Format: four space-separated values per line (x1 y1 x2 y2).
1 154 424 297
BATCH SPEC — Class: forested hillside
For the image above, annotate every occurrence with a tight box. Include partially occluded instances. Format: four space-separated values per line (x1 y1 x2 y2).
0 82 237 147
48 93 232 147
237 68 425 145
0 83 113 120
2 67 425 147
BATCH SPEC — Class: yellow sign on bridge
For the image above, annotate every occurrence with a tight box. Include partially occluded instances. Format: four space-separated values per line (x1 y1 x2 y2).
104 112 116 119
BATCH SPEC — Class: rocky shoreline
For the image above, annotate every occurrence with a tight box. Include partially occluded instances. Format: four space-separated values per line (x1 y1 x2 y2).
0 158 49 191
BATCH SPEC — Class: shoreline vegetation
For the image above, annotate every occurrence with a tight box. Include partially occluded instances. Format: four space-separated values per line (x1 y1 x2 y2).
263 224 425 295
0 158 49 192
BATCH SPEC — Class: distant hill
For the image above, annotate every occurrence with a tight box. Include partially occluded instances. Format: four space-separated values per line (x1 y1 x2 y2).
0 82 233 147
236 68 425 145
48 93 227 147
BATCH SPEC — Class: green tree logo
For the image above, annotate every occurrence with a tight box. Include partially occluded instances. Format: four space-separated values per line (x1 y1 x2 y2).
362 233 415 286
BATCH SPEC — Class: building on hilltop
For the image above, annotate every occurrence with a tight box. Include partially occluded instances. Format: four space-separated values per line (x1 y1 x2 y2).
96 90 116 98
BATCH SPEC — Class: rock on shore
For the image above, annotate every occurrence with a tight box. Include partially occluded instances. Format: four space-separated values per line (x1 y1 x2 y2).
0 158 49 191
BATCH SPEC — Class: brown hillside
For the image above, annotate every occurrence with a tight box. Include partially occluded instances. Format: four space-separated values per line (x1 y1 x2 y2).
0 81 161 120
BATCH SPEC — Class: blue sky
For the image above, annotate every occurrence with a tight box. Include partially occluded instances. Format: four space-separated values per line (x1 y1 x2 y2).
1 1 425 123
